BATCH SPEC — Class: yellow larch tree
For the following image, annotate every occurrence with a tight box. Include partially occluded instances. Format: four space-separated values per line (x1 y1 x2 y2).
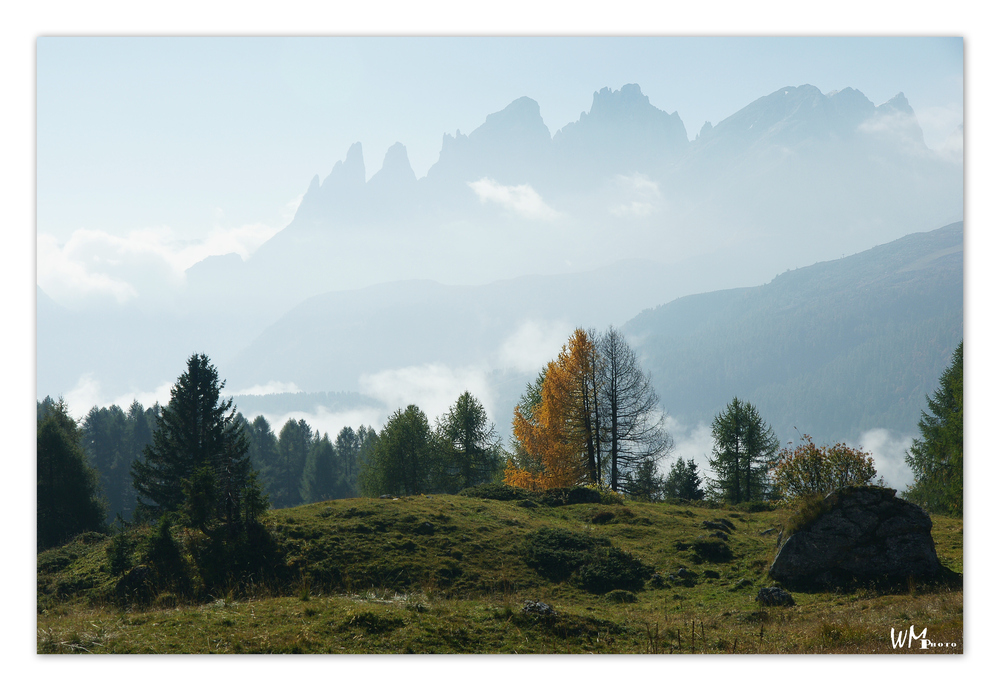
505 329 595 489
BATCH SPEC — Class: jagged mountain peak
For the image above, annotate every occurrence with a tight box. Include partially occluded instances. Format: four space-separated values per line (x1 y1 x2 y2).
369 142 416 186
469 95 551 144
876 92 915 116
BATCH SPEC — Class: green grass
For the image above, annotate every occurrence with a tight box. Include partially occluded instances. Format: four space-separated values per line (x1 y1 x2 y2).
36 493 963 654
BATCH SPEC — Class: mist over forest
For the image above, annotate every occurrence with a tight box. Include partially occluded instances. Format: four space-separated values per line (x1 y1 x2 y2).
37 81 963 491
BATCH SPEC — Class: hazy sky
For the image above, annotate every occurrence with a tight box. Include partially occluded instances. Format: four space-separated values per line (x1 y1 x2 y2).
37 37 963 249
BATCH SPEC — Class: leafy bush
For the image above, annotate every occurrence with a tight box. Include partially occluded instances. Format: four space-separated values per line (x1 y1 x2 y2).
771 434 882 502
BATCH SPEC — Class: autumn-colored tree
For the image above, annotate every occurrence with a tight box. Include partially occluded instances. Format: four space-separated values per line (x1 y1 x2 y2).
506 330 594 489
771 434 882 501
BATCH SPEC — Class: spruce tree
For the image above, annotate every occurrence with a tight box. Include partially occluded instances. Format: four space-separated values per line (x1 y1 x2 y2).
132 354 264 533
904 341 963 515
708 398 780 504
664 457 705 501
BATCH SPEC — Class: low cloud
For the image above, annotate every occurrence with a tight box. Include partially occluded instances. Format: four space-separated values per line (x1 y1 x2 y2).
468 178 561 221
912 104 964 153
360 364 496 424
496 320 573 373
62 374 174 419
663 417 716 479
231 381 303 396
609 173 661 218
37 213 284 305
253 406 387 442
856 428 915 493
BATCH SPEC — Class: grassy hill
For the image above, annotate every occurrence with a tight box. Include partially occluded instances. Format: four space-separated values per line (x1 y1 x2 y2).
37 491 962 654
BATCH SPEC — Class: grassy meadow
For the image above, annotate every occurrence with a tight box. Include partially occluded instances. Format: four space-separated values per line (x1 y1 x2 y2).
36 491 963 654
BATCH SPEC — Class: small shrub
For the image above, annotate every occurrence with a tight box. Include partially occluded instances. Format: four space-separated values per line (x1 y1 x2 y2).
591 511 616 525
143 517 189 593
106 530 136 577
587 483 625 505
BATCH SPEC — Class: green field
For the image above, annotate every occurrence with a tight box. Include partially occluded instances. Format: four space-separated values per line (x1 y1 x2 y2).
36 492 963 654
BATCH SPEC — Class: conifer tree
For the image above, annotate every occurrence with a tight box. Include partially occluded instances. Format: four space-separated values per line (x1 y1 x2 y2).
360 405 433 496
599 327 672 493
301 433 340 503
436 391 502 490
38 398 107 550
268 418 312 508
904 341 963 515
663 457 705 501
131 354 264 534
708 397 780 504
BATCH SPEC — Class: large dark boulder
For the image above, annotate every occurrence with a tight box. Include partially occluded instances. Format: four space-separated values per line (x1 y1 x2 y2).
769 487 948 589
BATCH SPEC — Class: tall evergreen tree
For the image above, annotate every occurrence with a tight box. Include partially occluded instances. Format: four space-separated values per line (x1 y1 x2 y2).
334 426 361 497
268 418 313 508
708 397 780 504
82 404 128 523
360 405 433 496
131 354 264 533
301 433 341 503
904 341 963 515
436 391 502 491
37 398 107 550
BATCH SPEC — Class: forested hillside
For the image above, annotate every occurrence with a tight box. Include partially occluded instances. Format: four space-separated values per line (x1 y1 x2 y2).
624 222 962 442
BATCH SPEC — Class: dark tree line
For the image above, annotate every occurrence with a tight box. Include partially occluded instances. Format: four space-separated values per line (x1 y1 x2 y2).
70 394 376 520
245 414 376 509
37 398 107 551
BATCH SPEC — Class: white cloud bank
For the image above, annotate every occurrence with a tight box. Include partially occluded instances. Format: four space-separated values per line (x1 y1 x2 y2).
231 381 303 396
856 428 915 493
467 178 561 221
62 374 174 419
37 198 297 305
360 363 496 424
496 320 573 373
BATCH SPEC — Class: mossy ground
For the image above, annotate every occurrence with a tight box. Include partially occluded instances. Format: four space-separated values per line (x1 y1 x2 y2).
37 493 963 654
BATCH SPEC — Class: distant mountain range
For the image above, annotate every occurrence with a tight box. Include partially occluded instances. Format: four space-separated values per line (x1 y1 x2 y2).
186 83 961 315
624 221 963 442
37 82 963 443
221 222 961 446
